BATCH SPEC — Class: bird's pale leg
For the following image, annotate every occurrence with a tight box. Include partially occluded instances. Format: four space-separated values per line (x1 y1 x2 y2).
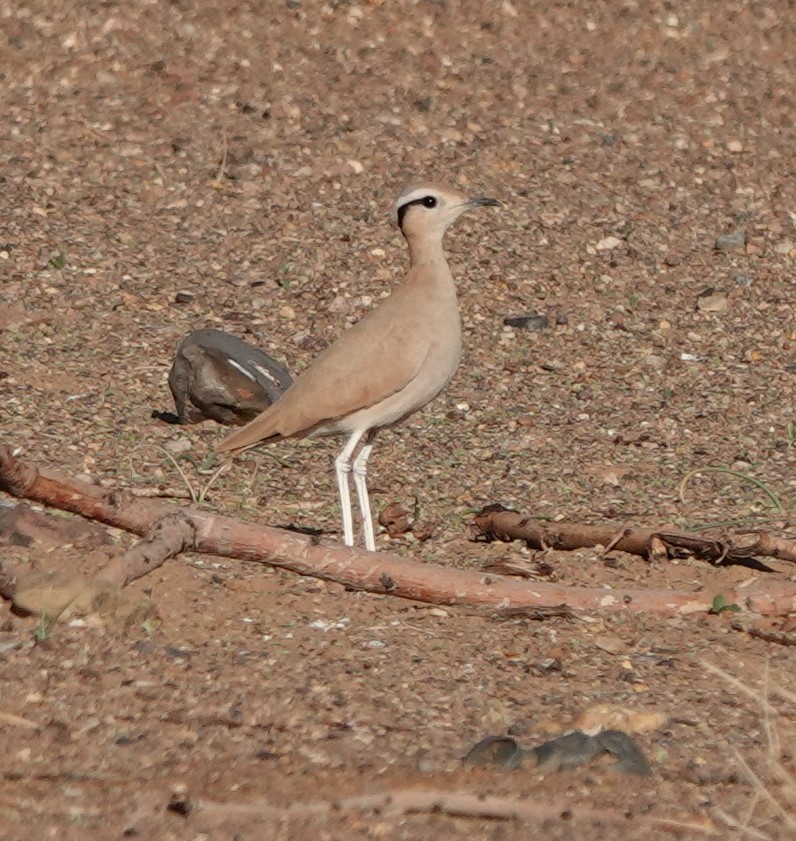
352 435 376 551
335 430 365 547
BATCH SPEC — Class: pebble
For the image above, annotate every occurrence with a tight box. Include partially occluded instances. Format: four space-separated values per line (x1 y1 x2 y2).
596 235 623 251
503 314 549 331
715 230 746 251
642 354 667 371
696 288 729 313
308 619 349 632
327 294 350 314
532 658 562 675
163 438 192 454
594 634 629 655
174 291 194 304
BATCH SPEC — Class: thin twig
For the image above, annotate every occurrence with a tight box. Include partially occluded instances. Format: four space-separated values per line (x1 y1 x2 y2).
728 746 796 831
602 525 631 556
700 661 777 715
159 447 198 503
197 461 230 503
739 791 765 839
713 807 773 841
700 660 796 835
215 132 229 181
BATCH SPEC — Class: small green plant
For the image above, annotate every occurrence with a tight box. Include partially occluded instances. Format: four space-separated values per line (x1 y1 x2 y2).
709 594 741 615
33 612 57 643
140 618 156 638
49 251 66 270
277 263 292 289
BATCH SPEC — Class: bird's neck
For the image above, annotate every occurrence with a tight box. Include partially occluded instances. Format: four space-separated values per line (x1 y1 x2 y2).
404 233 448 269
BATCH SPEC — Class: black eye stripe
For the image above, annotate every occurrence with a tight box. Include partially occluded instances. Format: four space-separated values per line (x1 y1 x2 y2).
397 195 438 228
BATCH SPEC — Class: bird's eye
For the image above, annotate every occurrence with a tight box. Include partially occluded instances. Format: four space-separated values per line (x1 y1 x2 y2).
422 196 437 208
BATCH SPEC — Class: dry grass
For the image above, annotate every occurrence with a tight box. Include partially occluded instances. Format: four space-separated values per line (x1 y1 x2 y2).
703 660 796 839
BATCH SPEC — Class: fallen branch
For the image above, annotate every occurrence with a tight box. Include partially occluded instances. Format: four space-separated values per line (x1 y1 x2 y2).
95 513 197 588
185 789 717 836
471 504 796 566
2 446 796 616
745 627 796 647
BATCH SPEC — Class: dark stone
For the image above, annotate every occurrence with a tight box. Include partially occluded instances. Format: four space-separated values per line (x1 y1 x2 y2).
463 735 524 769
163 329 293 426
503 314 550 331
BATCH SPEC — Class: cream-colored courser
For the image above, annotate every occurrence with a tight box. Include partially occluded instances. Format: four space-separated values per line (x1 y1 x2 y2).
217 183 500 551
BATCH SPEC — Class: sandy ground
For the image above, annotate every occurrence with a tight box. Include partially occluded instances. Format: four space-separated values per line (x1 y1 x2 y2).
1 0 795 838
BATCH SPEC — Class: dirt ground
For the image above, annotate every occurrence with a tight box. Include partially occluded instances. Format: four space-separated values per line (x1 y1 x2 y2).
1 0 795 838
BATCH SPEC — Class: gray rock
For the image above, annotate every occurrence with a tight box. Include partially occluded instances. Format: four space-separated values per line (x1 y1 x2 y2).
642 354 667 371
715 230 746 251
165 329 293 426
463 735 524 770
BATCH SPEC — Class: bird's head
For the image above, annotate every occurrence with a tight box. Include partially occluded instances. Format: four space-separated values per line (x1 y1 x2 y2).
393 184 500 241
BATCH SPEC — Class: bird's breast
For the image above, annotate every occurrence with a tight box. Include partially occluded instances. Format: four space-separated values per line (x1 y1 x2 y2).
327 319 462 436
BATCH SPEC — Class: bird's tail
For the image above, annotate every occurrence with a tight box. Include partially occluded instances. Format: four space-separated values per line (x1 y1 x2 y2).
215 414 280 456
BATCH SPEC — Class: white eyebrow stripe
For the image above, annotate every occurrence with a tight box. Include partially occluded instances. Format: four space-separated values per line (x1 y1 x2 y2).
397 188 432 208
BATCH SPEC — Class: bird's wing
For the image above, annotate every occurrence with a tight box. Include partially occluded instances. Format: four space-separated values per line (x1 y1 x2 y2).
216 292 432 454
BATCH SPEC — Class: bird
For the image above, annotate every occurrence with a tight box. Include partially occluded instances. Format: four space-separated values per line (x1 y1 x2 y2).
216 183 500 552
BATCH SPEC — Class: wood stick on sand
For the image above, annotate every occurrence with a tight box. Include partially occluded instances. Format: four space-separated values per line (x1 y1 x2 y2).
1 445 795 617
